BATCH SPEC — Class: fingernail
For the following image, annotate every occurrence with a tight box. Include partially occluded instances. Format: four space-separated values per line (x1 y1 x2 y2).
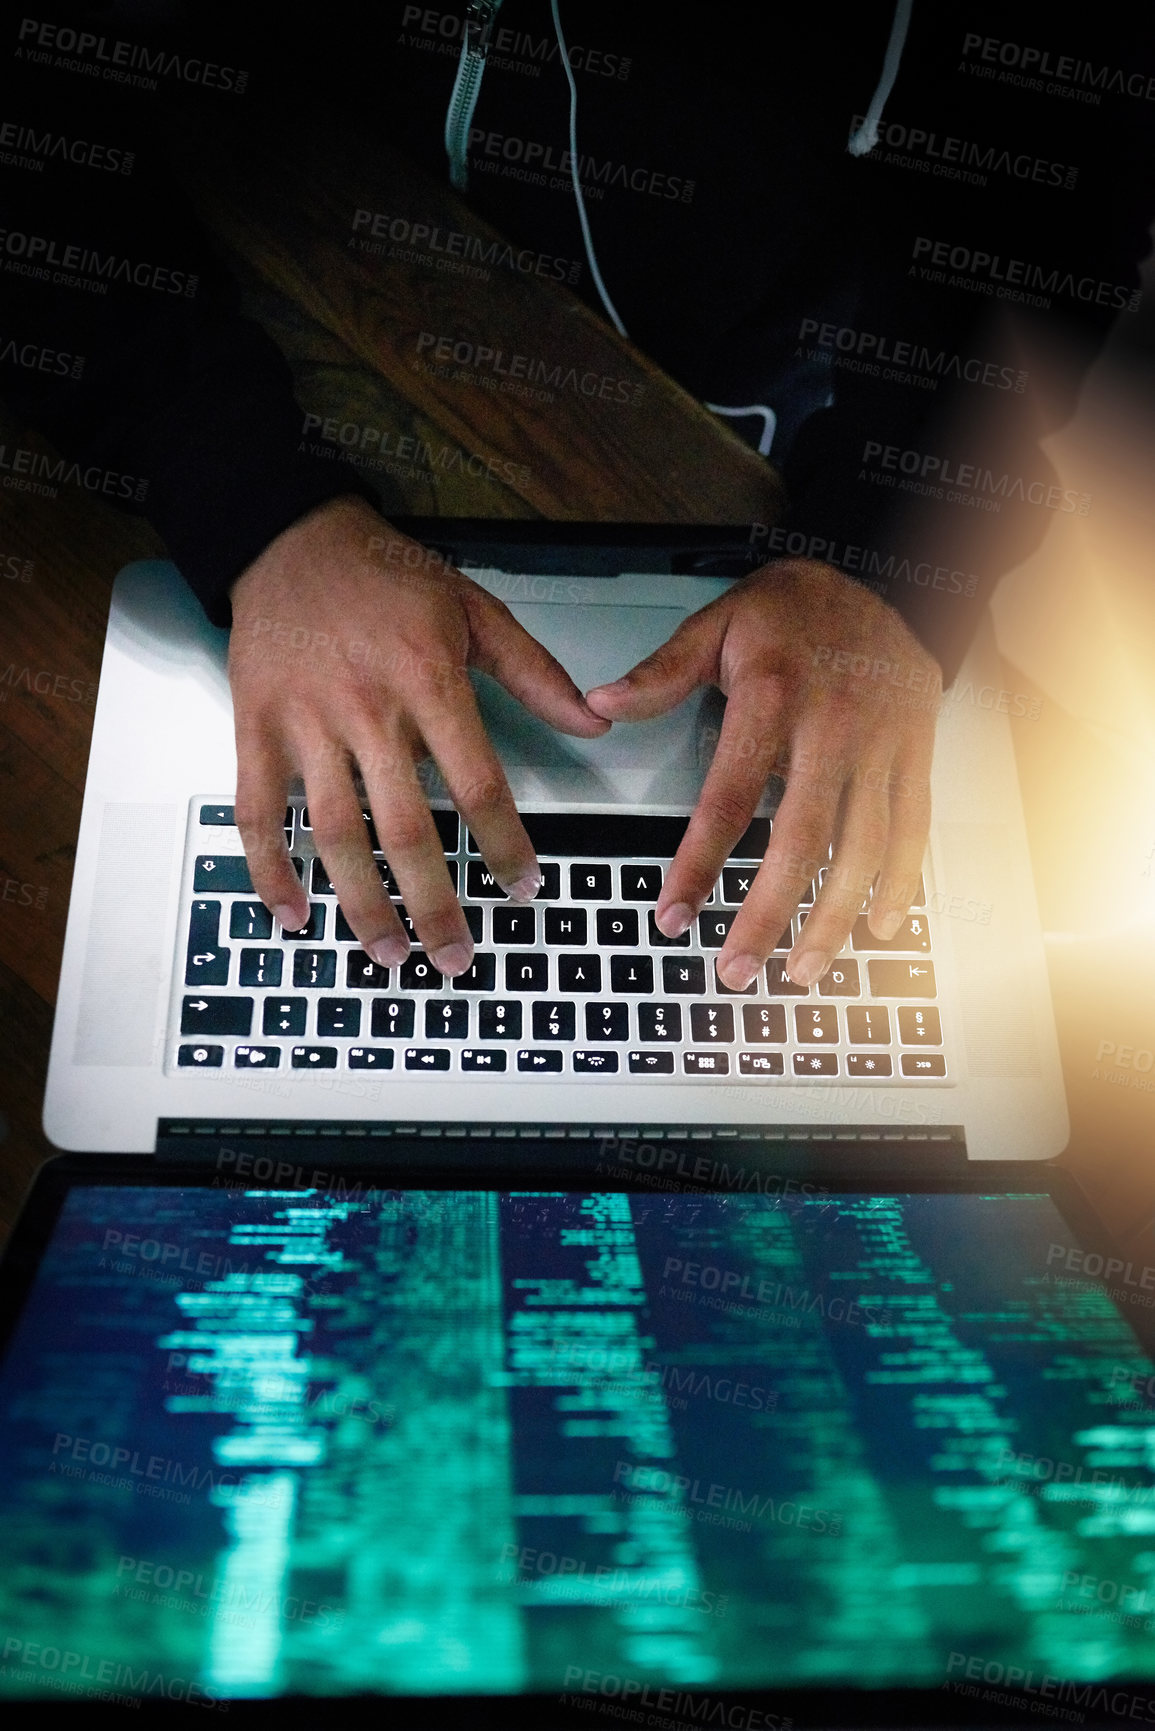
873 909 903 940
369 936 409 968
587 679 629 698
504 873 542 903
431 942 473 977
718 953 761 990
787 950 830 987
656 902 694 937
274 903 307 932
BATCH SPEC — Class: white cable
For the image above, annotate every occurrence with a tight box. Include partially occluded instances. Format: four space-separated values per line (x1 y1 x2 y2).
847 0 913 156
703 401 778 457
550 0 629 338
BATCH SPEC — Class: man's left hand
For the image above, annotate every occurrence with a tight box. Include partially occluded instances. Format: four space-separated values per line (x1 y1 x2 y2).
584 559 940 989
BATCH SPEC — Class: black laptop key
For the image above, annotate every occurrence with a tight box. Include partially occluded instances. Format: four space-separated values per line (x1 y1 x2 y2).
712 961 758 997
536 862 561 900
596 908 639 947
493 906 536 945
570 864 612 900
846 1006 891 1044
847 1052 892 1076
185 902 229 986
230 901 272 940
505 953 548 992
573 1050 619 1074
194 854 252 893
239 948 283 988
544 908 587 945
400 954 443 991
263 998 307 1037
901 1053 947 1077
462 906 484 941
637 1003 681 1042
452 952 496 992
426 999 469 1039
335 908 357 944
432 810 460 852
478 1000 522 1039
898 1006 942 1044
199 805 235 826
558 954 601 992
690 1004 734 1042
178 1043 223 1066
819 960 860 996
347 950 389 989
371 998 416 1038
738 1051 784 1076
292 1045 338 1069
729 819 771 859
292 949 336 989
629 1050 675 1073
466 863 507 899
869 960 936 997
793 1051 838 1076
462 1048 507 1071
765 958 809 995
743 1004 786 1043
796 1005 838 1043
405 1048 451 1070
610 955 654 994
317 998 361 1037
181 996 252 1036
720 868 755 904
531 1001 575 1041
234 1044 281 1068
620 864 661 902
662 956 706 995
698 910 735 949
684 1051 729 1076
349 1047 394 1069
647 912 690 948
852 913 931 953
518 1049 563 1072
585 1002 629 1041
283 905 326 941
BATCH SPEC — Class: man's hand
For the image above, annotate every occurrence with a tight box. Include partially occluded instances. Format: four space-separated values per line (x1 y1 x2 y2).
584 559 939 989
227 496 609 974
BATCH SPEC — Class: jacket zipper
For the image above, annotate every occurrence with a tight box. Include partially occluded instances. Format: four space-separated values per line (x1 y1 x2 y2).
445 0 504 192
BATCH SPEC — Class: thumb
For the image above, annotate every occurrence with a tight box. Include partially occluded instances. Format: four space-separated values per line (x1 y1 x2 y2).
585 605 723 721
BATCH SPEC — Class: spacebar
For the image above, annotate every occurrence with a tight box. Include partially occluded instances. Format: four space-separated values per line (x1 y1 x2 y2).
518 813 771 859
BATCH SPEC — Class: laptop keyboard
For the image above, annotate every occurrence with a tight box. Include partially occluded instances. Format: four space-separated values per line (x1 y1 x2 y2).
171 800 947 1084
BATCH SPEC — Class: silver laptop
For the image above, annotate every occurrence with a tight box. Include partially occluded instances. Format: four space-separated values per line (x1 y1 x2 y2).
43 543 1067 1162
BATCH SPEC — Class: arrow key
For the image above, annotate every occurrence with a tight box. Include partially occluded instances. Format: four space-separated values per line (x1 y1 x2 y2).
181 996 252 1036
262 997 307 1037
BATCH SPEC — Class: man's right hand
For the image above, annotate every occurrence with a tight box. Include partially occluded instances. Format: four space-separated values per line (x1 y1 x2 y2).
227 496 609 974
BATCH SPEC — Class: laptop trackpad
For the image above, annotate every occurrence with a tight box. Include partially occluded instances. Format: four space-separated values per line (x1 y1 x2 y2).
470 603 718 800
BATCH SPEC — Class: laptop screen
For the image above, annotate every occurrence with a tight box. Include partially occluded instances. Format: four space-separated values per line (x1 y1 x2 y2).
2 1181 1154 1710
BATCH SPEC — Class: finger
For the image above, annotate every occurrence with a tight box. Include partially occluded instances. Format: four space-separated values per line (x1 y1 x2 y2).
716 715 847 989
234 732 309 931
788 763 890 984
584 603 724 721
354 727 475 977
656 675 787 938
867 731 933 937
465 588 611 737
410 685 542 902
301 743 410 969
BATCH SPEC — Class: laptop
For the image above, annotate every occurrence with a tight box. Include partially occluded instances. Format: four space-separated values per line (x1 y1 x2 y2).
0 1150 1153 1722
41 523 1067 1165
